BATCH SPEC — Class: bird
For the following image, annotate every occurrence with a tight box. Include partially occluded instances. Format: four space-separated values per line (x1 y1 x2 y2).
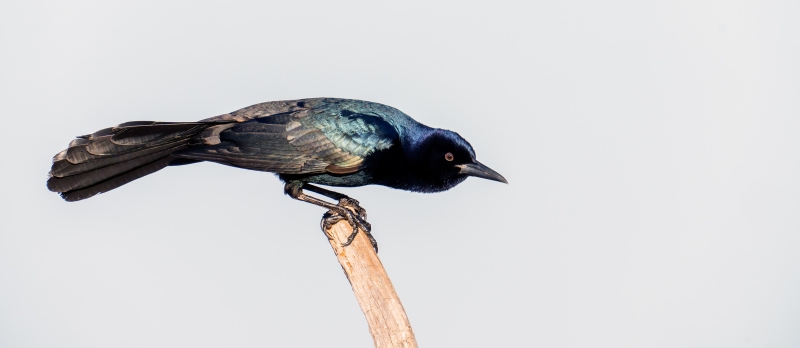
47 98 507 251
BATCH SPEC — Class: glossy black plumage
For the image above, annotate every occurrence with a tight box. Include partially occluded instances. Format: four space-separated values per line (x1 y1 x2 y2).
47 98 506 250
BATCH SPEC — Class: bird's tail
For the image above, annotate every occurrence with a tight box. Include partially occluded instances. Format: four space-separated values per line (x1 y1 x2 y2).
47 120 231 201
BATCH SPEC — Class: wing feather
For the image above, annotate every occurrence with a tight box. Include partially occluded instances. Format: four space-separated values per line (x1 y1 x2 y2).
173 100 399 175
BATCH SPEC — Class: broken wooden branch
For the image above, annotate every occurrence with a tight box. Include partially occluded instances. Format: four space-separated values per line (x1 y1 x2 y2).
324 219 418 348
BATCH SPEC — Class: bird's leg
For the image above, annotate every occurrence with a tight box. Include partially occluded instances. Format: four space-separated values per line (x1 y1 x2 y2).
284 181 377 252
303 184 368 223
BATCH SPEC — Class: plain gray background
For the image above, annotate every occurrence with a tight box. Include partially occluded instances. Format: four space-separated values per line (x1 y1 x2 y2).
1 0 798 347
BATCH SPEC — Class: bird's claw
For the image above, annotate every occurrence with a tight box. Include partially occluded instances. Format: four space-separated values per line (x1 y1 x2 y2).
319 201 378 253
320 211 346 234
338 197 368 222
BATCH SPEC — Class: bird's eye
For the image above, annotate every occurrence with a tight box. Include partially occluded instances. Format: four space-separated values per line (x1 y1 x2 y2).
444 152 454 161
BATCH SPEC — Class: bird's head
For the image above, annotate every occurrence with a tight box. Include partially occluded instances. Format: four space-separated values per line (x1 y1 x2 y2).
408 129 507 192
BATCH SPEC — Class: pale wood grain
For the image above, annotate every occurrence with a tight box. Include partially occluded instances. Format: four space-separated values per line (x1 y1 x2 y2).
325 220 418 348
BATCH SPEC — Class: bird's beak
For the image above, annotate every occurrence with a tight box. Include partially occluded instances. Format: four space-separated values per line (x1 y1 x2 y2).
457 161 508 184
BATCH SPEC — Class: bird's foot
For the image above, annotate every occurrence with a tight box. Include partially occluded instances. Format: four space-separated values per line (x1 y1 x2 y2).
320 203 377 253
338 197 368 223
320 210 345 233
336 198 373 248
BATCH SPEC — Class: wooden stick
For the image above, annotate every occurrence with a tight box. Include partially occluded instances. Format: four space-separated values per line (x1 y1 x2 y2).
325 219 419 348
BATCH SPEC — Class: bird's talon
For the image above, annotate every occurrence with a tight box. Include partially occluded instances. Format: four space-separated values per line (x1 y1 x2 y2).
321 210 346 233
361 220 372 232
338 197 368 220
317 196 378 253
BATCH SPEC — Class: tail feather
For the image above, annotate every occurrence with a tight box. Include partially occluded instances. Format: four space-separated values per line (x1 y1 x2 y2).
50 141 182 178
110 123 208 145
59 156 176 202
48 120 232 201
85 136 145 155
47 144 186 193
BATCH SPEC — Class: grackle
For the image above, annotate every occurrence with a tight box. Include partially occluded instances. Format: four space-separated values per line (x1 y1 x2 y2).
47 98 507 251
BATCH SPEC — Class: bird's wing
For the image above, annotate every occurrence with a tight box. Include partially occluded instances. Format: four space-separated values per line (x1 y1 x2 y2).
176 103 398 175
291 107 397 173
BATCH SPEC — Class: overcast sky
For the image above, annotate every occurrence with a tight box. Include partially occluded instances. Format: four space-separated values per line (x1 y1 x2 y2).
1 1 799 347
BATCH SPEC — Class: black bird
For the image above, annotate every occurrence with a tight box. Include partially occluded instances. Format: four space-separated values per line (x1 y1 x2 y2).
47 98 507 250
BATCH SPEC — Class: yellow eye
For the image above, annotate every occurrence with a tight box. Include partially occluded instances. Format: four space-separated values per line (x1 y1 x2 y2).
444 152 454 161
